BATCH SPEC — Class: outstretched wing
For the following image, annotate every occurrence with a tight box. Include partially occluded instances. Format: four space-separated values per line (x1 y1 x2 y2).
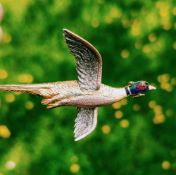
63 29 102 91
74 107 98 141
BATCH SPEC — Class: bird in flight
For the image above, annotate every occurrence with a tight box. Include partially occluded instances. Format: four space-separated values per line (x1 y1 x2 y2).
0 29 156 141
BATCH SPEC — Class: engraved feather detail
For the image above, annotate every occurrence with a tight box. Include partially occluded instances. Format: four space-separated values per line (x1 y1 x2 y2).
63 29 102 91
74 107 98 141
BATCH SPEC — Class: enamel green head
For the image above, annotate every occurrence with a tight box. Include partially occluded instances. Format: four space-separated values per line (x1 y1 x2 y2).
126 81 156 97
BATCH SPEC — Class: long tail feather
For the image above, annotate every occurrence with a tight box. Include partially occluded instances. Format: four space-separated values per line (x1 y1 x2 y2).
0 84 54 97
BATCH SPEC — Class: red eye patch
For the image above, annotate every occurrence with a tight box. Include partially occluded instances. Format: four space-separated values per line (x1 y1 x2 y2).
136 84 147 90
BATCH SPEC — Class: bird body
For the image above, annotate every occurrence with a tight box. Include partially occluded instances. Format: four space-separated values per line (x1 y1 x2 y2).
0 81 126 108
0 29 156 141
42 81 127 108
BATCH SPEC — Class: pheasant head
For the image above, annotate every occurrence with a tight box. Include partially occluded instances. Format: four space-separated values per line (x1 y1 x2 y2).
126 81 156 97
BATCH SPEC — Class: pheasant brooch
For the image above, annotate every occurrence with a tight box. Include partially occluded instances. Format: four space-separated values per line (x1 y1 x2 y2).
0 29 156 141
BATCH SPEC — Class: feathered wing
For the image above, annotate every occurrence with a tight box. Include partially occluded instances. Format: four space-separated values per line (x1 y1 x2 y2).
74 107 98 141
63 29 102 91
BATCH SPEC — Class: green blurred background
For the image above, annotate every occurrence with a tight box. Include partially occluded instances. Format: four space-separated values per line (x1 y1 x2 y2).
0 0 176 174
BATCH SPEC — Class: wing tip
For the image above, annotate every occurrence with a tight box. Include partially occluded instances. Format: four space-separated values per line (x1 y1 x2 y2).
74 137 80 142
63 28 68 32
63 28 73 36
74 134 87 142
63 28 83 42
74 130 94 142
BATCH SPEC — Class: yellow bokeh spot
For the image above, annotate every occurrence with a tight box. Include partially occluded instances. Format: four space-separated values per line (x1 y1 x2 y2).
18 73 33 83
0 125 11 138
145 12 157 27
160 82 172 92
160 8 168 18
156 2 169 17
109 7 122 19
112 102 121 109
162 23 171 31
25 101 34 110
142 45 151 54
148 33 156 42
5 94 15 103
121 49 130 59
153 105 162 114
101 125 111 134
120 119 129 128
155 1 171 31
2 32 12 43
157 74 170 83
104 7 122 24
131 20 141 36
148 100 156 108
162 160 171 170
0 69 8 79
153 114 165 124
70 163 80 174
133 104 140 111
158 73 173 91
115 111 123 119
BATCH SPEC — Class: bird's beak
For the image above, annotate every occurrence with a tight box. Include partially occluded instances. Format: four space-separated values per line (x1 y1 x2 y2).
148 85 156 90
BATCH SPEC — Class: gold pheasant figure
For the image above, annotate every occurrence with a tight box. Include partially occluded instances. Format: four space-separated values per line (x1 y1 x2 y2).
0 29 156 141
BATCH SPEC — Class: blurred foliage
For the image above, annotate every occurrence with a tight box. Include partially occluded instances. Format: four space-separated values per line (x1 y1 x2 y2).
0 0 176 174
